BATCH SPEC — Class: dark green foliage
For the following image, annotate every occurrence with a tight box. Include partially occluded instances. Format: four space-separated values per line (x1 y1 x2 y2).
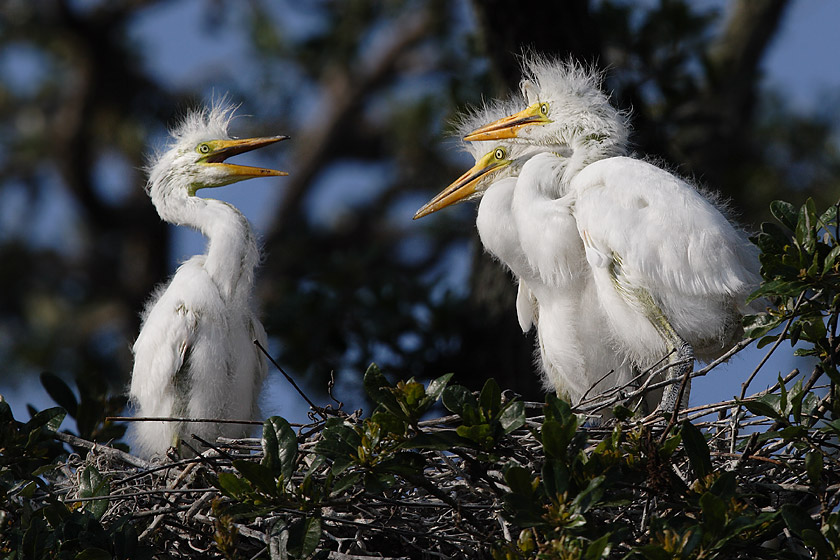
747 199 840 374
37 373 127 451
0 402 151 559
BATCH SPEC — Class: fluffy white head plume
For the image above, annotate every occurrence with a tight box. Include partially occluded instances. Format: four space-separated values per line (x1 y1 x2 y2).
518 56 630 158
145 100 240 196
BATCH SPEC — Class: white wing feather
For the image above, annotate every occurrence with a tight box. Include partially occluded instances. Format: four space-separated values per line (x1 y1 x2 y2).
572 157 759 299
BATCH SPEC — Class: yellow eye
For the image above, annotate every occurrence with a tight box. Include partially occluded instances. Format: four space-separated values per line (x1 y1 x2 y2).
540 103 549 116
494 147 506 160
198 143 211 154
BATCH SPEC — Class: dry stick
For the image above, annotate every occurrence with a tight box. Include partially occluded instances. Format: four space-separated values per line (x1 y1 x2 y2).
731 298 804 455
139 455 204 541
261 508 482 545
107 416 263 425
740 293 806 402
692 337 755 377
53 431 154 470
63 488 217 503
254 339 327 419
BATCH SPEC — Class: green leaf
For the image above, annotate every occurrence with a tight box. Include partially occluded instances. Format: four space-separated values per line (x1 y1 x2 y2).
364 472 396 493
660 433 681 458
79 465 110 521
542 459 569 497
40 372 78 416
505 465 534 496
400 381 425 407
699 492 726 537
371 410 407 437
777 425 807 441
819 203 838 229
782 504 834 558
760 221 793 248
743 313 781 339
330 472 361 496
805 451 823 485
461 402 481 426
573 476 605 513
74 548 112 560
781 503 820 537
636 544 672 560
544 393 573 423
823 245 840 274
742 398 784 421
796 198 817 253
708 471 736 499
479 378 502 418
456 423 493 448
541 420 567 459
315 420 361 460
286 516 322 558
363 363 399 412
681 420 712 479
442 384 476 416
770 200 798 230
216 472 252 499
583 533 611 560
233 460 277 496
262 416 297 482
425 373 453 402
499 401 526 435
23 406 66 438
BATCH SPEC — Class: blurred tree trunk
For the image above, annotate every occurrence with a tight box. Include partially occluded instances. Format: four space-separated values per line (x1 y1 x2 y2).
671 0 790 214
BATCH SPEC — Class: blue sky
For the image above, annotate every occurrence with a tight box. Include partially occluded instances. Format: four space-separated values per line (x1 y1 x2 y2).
1 0 838 425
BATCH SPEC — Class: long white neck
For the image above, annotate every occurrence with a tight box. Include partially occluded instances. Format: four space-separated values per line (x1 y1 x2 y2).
153 193 259 302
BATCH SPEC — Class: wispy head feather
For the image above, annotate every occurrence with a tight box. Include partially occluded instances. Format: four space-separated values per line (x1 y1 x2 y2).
518 55 631 158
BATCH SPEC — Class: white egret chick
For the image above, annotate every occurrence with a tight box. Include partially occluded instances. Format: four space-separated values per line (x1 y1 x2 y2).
129 103 288 458
415 106 633 409
466 57 760 412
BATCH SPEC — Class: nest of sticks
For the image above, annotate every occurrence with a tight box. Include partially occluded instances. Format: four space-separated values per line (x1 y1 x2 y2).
48 341 836 559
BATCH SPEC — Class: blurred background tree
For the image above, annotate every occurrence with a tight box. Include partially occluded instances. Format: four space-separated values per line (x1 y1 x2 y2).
1 0 838 419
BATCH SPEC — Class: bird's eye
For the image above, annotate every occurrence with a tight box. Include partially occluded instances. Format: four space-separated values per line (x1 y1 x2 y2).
540 103 549 116
198 143 211 154
494 148 506 160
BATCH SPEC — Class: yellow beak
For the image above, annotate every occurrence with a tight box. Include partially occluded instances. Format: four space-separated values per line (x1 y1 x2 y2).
201 136 290 182
414 150 511 220
463 103 551 141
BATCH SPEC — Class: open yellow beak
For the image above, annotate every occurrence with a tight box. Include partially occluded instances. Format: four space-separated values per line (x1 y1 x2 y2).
200 136 290 182
414 149 511 219
463 103 551 141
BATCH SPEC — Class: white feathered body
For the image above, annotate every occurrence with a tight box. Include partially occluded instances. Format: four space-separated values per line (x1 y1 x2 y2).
476 159 633 404
510 152 759 403
129 197 267 458
572 156 760 368
496 152 632 404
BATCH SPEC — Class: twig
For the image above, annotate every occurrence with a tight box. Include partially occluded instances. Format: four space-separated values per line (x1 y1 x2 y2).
53 431 154 469
254 339 328 419
107 416 263 425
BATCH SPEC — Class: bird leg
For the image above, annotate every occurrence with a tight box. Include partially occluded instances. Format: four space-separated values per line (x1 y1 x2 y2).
646 306 693 414
608 254 693 414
